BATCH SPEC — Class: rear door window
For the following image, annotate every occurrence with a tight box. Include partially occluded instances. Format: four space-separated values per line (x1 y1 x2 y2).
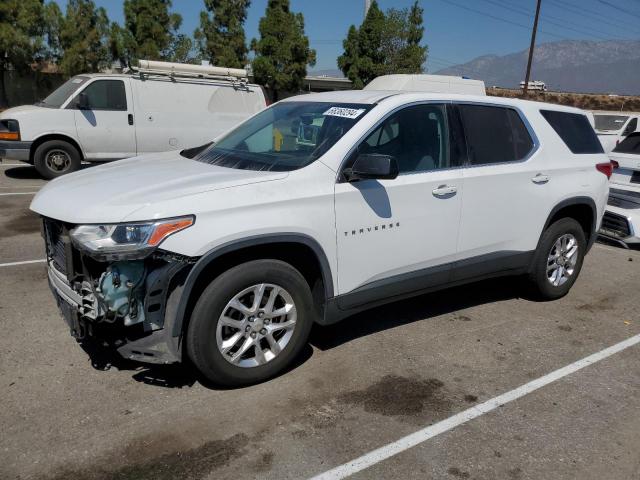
457 104 534 165
540 110 603 154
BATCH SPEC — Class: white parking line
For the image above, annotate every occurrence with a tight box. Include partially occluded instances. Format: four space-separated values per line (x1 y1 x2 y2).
0 191 38 196
0 163 24 167
309 333 640 480
0 259 46 268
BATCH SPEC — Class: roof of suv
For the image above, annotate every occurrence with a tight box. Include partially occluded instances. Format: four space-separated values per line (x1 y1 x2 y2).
282 90 586 114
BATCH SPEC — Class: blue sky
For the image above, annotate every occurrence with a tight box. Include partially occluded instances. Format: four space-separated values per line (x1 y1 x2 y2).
53 0 640 72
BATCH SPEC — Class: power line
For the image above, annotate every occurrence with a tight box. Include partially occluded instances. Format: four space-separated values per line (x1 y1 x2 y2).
478 0 633 41
434 0 565 40
546 0 640 34
597 0 640 20
561 0 640 29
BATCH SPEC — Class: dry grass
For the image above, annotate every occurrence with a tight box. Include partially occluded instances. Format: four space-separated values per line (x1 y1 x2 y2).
487 87 640 112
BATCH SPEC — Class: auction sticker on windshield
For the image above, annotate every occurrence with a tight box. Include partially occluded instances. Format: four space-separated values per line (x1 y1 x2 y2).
323 107 366 119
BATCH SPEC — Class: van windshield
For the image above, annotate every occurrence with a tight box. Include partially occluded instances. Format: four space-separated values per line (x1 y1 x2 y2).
37 76 89 108
594 114 629 132
191 102 373 171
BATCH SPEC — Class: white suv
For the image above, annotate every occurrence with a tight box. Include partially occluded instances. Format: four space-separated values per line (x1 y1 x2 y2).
31 91 610 386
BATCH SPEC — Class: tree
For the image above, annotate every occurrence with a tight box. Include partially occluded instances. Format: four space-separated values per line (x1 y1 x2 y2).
337 25 363 89
338 0 385 88
58 0 111 77
338 0 427 88
121 0 187 64
405 1 428 72
251 0 316 101
0 0 50 107
195 0 250 69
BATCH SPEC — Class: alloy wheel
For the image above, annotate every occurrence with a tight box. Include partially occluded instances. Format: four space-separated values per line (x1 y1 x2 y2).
216 283 297 368
546 233 579 287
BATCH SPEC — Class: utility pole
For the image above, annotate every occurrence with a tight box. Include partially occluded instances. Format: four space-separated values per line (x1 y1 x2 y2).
364 0 371 18
523 0 542 96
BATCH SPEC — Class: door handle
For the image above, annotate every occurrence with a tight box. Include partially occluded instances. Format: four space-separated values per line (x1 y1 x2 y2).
128 114 134 125
531 173 550 184
432 185 457 197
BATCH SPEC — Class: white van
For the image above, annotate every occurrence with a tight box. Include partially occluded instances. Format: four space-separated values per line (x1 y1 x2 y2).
364 74 486 95
0 61 267 178
592 111 639 153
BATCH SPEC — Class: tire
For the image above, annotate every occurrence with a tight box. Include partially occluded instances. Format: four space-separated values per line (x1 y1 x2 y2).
527 217 587 300
186 260 315 387
33 140 81 179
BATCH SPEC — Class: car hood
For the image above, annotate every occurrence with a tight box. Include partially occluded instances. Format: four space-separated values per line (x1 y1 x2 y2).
0 104 47 118
30 150 288 224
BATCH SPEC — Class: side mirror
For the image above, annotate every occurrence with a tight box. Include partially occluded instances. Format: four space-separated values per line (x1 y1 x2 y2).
344 154 399 182
76 92 89 110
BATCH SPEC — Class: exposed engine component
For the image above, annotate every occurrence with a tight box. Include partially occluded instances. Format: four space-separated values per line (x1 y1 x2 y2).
80 261 146 326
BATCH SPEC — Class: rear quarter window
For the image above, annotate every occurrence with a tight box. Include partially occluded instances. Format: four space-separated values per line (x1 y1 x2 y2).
540 110 604 154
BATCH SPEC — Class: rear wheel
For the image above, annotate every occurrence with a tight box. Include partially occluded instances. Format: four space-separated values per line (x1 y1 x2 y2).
186 260 314 386
527 218 586 300
33 140 81 179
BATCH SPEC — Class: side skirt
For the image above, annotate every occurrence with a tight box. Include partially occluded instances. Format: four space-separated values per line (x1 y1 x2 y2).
320 250 534 326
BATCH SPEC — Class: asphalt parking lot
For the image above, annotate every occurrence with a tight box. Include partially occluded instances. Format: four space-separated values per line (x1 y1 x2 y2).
1 161 639 480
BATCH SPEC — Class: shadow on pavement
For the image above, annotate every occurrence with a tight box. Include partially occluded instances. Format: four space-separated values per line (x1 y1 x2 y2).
4 165 42 180
78 335 314 390
3 163 95 180
75 277 526 389
310 277 525 351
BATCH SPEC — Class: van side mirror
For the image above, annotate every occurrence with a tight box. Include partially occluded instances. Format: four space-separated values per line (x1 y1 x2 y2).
76 92 90 110
344 154 399 182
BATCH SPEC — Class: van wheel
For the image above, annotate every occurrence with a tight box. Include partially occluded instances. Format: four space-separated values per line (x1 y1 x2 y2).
186 260 315 387
33 140 81 179
527 218 586 300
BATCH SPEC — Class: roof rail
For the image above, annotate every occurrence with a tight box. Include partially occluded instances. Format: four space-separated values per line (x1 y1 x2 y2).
129 60 250 90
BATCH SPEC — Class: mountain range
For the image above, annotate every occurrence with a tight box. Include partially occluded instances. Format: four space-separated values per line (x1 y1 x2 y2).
433 40 640 95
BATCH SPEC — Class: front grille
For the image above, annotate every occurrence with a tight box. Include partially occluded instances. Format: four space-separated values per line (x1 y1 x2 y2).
43 218 69 275
632 171 640 184
600 211 631 239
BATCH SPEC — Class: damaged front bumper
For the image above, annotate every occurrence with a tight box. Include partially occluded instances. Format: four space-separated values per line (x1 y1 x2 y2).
44 218 195 365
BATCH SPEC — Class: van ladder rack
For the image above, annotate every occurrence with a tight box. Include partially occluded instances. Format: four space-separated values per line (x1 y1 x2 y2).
128 66 250 90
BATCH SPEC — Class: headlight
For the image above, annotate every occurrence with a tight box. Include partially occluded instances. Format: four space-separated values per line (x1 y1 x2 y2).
0 119 20 141
70 216 194 260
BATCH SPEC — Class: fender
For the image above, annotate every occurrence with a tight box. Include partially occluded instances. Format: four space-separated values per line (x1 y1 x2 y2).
542 196 598 251
30 133 86 161
171 233 335 338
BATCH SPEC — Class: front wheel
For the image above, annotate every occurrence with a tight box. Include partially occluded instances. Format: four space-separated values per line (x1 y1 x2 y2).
186 260 315 386
527 218 586 300
33 140 81 179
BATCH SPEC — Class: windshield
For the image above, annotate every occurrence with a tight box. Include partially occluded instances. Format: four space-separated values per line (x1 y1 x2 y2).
38 76 89 108
191 102 373 171
594 114 629 132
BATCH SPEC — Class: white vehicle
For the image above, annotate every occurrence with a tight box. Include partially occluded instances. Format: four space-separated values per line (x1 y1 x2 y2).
0 60 267 179
593 111 639 153
31 91 610 386
520 80 547 92
600 132 640 245
365 74 486 95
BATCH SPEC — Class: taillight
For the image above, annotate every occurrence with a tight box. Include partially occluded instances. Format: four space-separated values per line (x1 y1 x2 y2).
596 162 614 179
611 160 619 170
0 119 20 141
